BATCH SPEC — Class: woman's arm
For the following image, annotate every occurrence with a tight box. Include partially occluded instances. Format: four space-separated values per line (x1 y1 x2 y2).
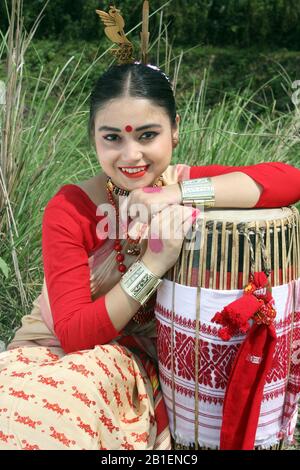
42 203 143 354
210 172 262 208
188 162 300 208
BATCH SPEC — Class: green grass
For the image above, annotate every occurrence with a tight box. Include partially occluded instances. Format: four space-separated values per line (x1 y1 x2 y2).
1 40 300 345
0 35 300 334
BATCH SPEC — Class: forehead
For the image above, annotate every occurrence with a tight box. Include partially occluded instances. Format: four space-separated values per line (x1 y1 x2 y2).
95 97 169 125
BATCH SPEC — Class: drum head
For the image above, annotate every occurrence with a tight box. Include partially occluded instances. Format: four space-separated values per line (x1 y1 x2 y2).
204 207 293 223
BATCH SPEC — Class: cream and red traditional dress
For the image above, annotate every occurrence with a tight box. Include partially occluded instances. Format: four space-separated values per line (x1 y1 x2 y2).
0 162 299 450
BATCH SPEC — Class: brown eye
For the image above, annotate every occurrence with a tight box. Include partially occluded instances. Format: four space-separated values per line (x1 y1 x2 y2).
103 134 119 141
140 132 158 140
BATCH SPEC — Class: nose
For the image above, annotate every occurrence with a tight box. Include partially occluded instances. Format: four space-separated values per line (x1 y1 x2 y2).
121 139 143 163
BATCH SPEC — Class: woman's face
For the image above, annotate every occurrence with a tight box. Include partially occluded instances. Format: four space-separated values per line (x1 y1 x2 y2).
93 96 179 190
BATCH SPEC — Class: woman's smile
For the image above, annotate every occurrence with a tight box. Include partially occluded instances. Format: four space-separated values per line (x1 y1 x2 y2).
119 164 151 178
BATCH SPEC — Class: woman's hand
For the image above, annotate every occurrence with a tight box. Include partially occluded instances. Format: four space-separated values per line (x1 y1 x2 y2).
119 183 182 227
141 204 201 278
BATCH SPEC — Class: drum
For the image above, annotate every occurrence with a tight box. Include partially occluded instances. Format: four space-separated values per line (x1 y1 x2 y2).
155 206 300 450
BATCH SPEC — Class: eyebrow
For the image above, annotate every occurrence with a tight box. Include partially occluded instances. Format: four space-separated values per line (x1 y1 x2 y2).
98 124 163 132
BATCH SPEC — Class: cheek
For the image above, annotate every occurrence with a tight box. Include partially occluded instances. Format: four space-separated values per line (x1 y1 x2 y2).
95 143 115 162
95 140 102 155
158 136 172 151
149 141 172 170
159 139 173 162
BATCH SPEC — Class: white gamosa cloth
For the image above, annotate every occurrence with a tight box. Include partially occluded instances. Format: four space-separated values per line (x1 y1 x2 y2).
155 278 300 449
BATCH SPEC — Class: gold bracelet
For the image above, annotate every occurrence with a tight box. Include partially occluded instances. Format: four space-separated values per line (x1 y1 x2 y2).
179 177 215 207
120 260 163 305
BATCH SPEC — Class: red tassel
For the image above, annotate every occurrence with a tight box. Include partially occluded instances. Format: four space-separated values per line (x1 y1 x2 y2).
212 295 262 340
211 272 278 450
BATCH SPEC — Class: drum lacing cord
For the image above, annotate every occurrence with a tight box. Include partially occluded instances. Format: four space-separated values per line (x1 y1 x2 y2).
240 227 272 280
194 286 201 450
281 210 299 431
281 211 299 429
170 275 201 449
240 230 256 279
257 229 271 277
281 279 296 430
171 277 176 438
286 220 296 271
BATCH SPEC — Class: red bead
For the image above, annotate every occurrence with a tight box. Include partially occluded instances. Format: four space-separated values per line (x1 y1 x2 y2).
116 253 125 262
114 243 122 252
118 264 127 273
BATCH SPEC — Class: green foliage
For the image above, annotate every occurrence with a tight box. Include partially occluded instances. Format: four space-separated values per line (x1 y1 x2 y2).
0 257 9 279
1 0 300 48
13 40 300 119
207 0 300 47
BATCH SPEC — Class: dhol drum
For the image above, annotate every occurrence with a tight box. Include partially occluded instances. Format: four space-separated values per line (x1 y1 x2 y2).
155 206 300 449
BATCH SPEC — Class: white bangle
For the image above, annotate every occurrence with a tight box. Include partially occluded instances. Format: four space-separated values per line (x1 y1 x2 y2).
179 178 215 207
120 260 163 305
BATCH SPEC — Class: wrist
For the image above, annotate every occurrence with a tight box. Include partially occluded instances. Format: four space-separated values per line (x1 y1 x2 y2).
141 255 166 278
175 183 183 204
163 183 183 205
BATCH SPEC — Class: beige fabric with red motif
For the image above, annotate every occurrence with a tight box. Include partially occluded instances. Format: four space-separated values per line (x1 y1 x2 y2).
0 165 189 450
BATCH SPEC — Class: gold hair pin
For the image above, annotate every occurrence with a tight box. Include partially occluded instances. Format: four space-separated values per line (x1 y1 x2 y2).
96 1 150 65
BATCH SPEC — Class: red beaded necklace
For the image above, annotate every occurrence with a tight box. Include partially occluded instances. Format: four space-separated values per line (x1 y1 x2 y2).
106 175 164 273
105 175 164 325
106 185 141 272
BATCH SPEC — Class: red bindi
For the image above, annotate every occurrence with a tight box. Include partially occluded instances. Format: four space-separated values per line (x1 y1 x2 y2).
125 125 133 133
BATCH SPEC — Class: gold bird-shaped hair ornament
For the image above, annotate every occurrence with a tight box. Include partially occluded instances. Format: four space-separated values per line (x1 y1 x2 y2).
96 5 135 64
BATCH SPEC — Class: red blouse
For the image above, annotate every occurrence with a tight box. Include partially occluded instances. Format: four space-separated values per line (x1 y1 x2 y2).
42 162 300 353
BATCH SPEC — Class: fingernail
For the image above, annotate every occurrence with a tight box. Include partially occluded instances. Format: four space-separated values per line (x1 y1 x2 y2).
149 236 163 253
192 209 200 221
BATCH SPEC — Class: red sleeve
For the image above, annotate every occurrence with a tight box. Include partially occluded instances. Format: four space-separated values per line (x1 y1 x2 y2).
42 203 119 354
189 162 300 208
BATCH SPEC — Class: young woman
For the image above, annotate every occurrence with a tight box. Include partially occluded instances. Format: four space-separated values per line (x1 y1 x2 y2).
0 62 299 450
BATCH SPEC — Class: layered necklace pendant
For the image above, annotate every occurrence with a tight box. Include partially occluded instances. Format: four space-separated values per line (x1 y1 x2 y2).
126 243 142 256
106 175 164 257
106 175 164 324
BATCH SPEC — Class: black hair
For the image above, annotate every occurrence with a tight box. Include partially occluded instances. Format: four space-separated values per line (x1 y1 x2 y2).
88 62 177 145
